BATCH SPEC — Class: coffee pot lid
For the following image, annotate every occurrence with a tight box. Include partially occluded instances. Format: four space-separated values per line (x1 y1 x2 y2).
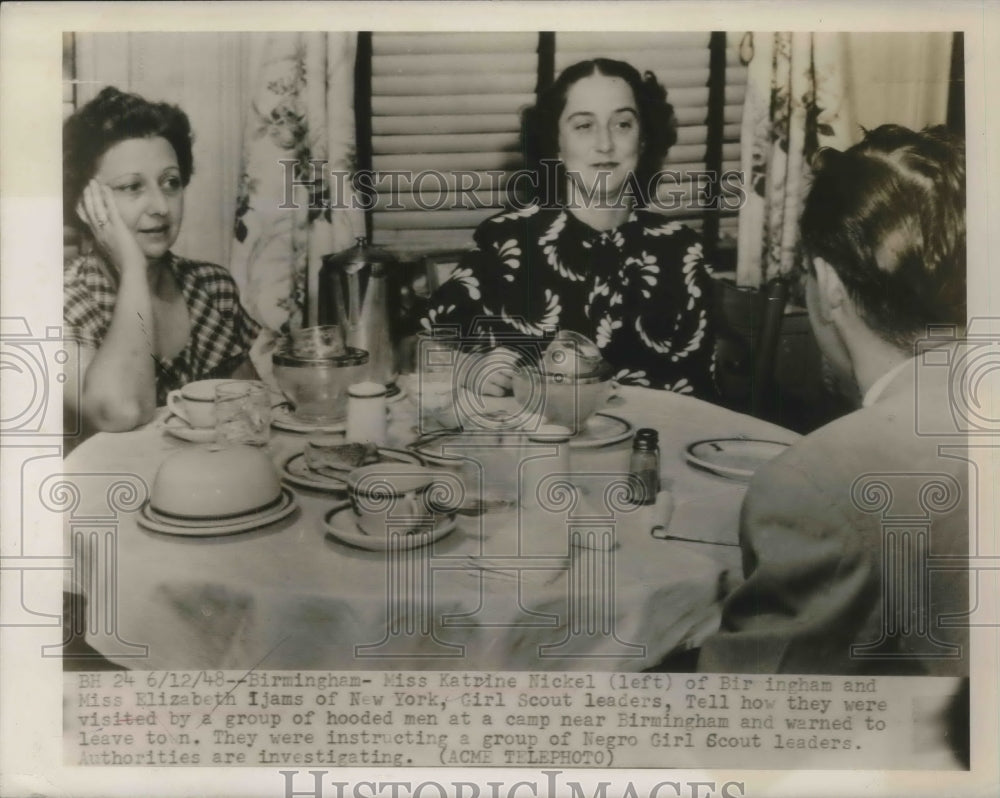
322 236 396 272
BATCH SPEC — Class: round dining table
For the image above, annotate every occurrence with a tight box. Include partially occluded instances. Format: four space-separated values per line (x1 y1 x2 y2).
62 382 798 672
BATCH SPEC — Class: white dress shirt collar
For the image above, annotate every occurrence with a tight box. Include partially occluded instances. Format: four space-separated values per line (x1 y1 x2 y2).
861 356 913 408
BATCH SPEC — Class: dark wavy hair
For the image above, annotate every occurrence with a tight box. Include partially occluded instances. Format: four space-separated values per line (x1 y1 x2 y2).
63 86 194 232
800 124 966 349
521 58 677 206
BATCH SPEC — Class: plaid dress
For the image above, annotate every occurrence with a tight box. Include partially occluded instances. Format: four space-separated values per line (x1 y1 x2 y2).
64 251 260 405
420 206 717 398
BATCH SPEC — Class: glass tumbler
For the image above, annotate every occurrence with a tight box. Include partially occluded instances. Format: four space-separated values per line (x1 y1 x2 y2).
416 329 461 433
214 381 271 447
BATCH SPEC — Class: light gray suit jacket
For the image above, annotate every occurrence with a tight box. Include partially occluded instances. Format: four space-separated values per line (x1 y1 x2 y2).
699 352 969 675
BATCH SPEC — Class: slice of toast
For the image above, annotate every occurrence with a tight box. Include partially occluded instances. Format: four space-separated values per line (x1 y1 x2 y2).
312 442 380 472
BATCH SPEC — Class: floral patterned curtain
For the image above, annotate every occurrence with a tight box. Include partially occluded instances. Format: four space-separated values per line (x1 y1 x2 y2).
229 33 364 332
735 33 853 288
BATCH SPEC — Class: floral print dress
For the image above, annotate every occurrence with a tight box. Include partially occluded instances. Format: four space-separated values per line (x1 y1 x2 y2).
420 206 717 398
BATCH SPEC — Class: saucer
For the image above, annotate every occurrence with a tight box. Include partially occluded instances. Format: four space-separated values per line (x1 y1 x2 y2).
281 448 423 493
322 501 456 551
137 487 298 536
571 412 634 448
685 438 791 481
271 404 347 434
164 414 217 443
386 385 407 403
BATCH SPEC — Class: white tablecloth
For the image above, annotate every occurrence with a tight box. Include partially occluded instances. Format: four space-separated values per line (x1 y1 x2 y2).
64 385 797 671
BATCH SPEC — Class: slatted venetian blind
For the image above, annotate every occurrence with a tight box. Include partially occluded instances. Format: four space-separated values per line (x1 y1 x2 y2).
367 32 539 254
365 31 747 261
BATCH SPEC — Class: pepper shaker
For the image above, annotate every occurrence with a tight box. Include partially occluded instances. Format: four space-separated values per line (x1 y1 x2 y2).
629 428 660 505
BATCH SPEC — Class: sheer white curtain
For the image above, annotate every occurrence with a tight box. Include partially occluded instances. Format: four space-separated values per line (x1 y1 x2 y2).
735 32 854 287
844 32 953 142
228 33 364 332
734 31 953 288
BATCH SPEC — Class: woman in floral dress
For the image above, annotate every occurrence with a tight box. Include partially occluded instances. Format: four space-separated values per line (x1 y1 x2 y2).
420 58 717 398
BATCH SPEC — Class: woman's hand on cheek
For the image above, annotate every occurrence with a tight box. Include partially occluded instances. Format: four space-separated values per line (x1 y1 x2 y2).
77 180 146 274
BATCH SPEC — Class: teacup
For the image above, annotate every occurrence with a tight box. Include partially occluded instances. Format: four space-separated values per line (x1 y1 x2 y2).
166 379 233 429
346 463 461 537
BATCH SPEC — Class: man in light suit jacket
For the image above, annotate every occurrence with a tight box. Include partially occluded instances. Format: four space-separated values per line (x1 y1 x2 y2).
699 125 969 675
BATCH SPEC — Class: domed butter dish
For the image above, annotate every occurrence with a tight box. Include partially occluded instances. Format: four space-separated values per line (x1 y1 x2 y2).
150 446 283 520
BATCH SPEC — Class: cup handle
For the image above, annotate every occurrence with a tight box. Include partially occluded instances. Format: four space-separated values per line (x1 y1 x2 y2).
166 390 189 424
402 494 434 529
606 378 624 407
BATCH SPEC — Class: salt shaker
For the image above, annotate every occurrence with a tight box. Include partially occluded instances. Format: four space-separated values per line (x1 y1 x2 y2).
629 428 660 505
346 381 388 445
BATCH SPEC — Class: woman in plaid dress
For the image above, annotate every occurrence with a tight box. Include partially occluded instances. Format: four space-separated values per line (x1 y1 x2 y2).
63 87 259 433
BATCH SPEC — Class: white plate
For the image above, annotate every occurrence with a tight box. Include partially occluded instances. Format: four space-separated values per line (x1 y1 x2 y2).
322 502 457 551
163 414 217 443
271 404 348 434
685 438 790 481
281 448 423 492
137 487 298 536
411 412 634 461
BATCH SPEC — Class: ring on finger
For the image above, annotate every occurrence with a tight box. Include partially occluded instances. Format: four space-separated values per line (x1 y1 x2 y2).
96 219 108 228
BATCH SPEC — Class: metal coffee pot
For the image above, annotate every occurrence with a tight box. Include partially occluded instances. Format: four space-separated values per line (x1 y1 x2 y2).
319 237 401 395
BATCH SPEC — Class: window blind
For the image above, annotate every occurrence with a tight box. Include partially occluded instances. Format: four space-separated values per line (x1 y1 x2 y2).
368 32 539 253
366 32 748 256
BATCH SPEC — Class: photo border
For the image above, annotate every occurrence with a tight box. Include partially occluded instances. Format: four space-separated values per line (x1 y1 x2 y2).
2 2 998 797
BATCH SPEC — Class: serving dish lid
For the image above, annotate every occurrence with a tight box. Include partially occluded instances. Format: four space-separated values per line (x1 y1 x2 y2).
150 445 282 518
273 345 369 368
